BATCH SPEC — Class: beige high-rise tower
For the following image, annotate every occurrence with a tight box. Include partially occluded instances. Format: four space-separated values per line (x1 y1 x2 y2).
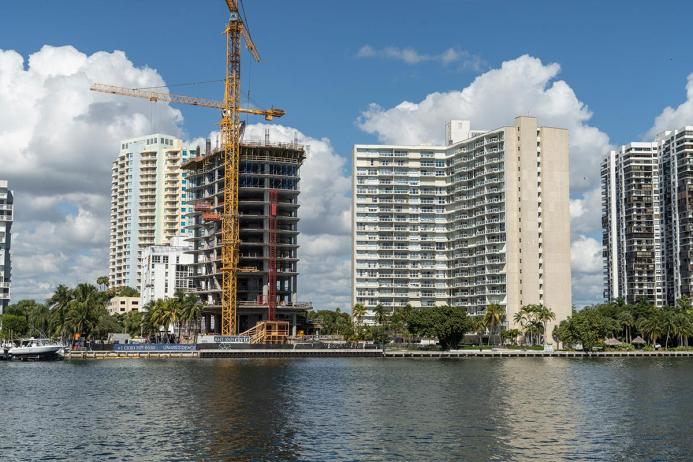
352 116 571 335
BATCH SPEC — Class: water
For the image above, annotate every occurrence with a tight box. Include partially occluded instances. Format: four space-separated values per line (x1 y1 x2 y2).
0 358 691 461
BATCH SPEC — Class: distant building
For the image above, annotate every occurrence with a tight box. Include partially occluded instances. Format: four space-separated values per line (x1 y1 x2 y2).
109 134 198 290
107 296 142 316
352 117 572 333
601 142 662 306
603 126 693 306
0 180 12 314
140 236 194 307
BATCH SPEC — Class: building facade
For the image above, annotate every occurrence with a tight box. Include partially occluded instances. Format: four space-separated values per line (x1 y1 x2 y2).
109 134 197 290
140 236 194 306
602 127 693 307
352 117 572 332
0 180 12 313
601 143 662 306
107 296 142 316
183 139 312 334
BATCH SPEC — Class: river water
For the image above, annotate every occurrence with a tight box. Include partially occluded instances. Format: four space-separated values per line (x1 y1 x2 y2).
0 358 691 461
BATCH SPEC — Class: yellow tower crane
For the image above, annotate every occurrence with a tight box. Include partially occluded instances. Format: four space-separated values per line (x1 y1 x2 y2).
92 0 281 335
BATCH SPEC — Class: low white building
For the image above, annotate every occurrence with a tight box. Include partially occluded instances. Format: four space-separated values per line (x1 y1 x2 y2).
140 236 193 307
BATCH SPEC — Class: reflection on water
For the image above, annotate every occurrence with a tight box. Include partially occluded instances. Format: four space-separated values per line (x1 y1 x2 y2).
0 358 691 461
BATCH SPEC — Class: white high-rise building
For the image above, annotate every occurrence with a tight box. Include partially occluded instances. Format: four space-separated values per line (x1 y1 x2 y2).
140 236 194 307
601 142 662 306
0 180 12 313
109 134 197 289
352 117 572 333
602 126 693 306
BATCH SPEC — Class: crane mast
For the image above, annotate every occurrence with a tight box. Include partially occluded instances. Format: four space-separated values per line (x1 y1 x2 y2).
91 1 278 336
221 10 243 336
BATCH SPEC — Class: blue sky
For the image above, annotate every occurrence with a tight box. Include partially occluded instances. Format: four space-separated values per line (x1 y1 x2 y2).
2 0 693 308
3 0 690 152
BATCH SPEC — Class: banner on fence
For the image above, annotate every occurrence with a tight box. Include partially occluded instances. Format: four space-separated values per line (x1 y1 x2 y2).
197 335 251 344
113 344 197 352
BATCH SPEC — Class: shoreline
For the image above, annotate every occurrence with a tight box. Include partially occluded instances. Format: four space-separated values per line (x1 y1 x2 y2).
52 348 693 360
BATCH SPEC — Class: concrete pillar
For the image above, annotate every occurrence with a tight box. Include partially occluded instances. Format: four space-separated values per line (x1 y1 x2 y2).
292 313 297 336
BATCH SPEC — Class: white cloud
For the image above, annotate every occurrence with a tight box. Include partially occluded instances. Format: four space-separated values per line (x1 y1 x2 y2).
357 54 614 306
571 236 602 274
356 44 485 71
648 72 693 138
0 45 183 302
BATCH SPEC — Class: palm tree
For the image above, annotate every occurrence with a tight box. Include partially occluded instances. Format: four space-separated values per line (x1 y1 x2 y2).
471 316 486 347
483 303 505 346
638 314 665 347
373 304 387 326
616 309 635 343
66 283 106 346
96 276 109 292
513 308 530 345
48 284 73 342
149 299 173 342
535 305 556 345
352 303 367 325
180 293 203 343
671 311 690 348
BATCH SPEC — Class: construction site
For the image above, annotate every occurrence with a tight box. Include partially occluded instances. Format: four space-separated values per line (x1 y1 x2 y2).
92 0 312 345
183 137 313 336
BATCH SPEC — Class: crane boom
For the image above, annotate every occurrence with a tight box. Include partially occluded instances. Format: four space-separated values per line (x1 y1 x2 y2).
89 83 284 120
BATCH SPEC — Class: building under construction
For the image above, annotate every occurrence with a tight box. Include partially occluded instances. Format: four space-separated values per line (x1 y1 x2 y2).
183 136 311 335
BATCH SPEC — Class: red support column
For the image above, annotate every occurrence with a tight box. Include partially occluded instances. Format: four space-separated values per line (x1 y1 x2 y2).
268 189 278 321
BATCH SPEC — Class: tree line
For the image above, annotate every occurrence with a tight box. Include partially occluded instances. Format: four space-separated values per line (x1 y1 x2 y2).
0 279 203 345
553 297 693 351
310 303 557 350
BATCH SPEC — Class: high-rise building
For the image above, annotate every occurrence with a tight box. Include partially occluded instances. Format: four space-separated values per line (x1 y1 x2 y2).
602 127 693 306
352 117 572 332
140 236 194 306
601 143 662 306
109 134 196 289
183 139 312 335
0 180 13 313
658 127 693 304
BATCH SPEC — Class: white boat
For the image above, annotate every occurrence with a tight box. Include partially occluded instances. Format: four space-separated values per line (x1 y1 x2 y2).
8 338 65 360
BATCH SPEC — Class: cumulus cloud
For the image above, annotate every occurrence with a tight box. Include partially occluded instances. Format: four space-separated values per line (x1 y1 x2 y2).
0 45 183 301
571 236 602 274
648 72 693 137
356 54 613 306
356 44 485 71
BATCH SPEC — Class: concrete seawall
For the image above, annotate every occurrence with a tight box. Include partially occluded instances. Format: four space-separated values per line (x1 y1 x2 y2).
384 350 693 358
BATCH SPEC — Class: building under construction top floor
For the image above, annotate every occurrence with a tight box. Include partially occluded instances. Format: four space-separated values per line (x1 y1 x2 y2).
182 138 312 335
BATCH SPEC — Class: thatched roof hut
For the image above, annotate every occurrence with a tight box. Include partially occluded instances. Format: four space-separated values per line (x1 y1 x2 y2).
631 336 646 345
